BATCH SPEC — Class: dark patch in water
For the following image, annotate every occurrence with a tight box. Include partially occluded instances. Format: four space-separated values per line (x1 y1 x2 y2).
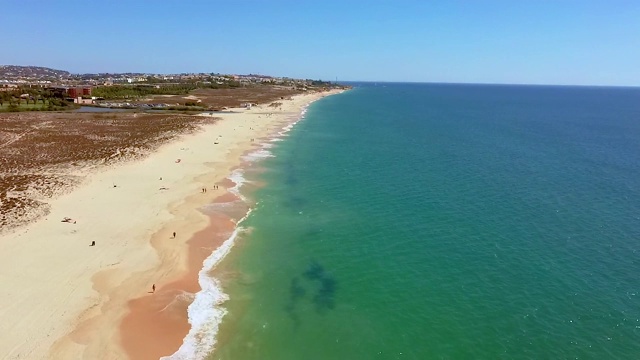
313 277 337 313
285 173 298 186
303 260 337 313
303 261 325 280
286 195 307 209
284 162 298 186
285 261 337 325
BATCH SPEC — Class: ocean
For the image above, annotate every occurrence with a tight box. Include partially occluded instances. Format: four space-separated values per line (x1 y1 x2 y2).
207 83 640 359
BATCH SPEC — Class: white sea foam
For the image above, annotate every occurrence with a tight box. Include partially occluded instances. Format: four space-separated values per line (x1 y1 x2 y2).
277 123 297 137
160 210 252 360
275 106 309 138
242 148 274 162
227 169 247 200
268 109 307 139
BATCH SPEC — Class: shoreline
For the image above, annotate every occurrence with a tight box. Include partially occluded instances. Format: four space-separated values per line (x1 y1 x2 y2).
0 89 343 359
121 196 242 360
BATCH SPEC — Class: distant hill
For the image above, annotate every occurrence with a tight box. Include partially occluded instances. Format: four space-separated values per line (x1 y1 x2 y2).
0 65 70 79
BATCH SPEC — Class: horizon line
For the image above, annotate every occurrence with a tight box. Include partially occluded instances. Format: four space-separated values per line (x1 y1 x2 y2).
337 80 640 89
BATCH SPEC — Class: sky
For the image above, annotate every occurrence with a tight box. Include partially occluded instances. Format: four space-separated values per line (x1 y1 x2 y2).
1 0 639 86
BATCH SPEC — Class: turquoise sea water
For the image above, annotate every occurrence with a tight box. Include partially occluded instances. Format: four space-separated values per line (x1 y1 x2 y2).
211 84 640 359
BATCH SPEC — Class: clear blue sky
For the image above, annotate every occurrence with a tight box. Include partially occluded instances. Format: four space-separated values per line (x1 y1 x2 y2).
1 0 638 86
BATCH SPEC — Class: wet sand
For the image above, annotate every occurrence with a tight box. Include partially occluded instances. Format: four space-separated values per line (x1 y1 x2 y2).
121 202 240 360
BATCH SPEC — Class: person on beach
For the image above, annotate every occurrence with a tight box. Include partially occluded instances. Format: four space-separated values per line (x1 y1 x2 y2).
172 232 176 238
90 241 95 246
152 284 156 293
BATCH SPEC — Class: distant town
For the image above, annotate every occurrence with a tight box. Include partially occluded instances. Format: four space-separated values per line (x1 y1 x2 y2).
0 65 343 111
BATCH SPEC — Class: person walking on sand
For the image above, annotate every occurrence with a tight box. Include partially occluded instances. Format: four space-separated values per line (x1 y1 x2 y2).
90 241 95 246
152 284 156 293
173 232 176 238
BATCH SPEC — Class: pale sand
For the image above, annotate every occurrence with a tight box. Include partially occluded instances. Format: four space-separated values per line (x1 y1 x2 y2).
0 89 343 359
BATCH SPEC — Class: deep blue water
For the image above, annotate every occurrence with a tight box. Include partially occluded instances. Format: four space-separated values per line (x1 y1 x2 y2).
213 83 640 359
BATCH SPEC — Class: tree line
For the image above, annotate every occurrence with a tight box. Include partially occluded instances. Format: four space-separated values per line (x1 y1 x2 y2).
0 88 75 112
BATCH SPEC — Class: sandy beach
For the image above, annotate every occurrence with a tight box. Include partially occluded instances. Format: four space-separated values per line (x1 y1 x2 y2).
0 89 343 359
